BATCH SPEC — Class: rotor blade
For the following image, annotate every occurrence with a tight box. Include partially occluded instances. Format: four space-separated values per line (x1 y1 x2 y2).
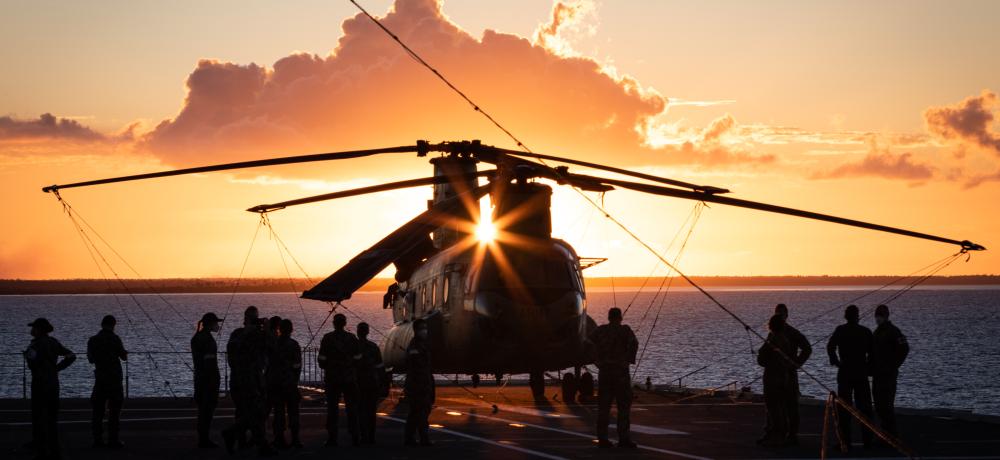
41 145 422 193
247 171 495 213
567 172 985 251
302 183 492 302
490 146 730 194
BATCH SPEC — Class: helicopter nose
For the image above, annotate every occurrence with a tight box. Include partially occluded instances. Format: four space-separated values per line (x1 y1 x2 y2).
477 291 585 345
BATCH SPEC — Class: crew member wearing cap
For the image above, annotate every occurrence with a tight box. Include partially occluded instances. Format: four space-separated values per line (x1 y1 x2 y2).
871 304 909 438
191 312 222 448
25 317 77 460
87 314 128 448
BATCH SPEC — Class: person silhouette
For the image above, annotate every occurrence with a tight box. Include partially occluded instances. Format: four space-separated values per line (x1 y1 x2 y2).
773 303 812 445
588 307 639 449
871 304 909 438
87 315 128 448
827 305 874 448
25 318 77 460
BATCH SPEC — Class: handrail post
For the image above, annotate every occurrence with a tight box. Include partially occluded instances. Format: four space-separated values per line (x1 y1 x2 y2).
23 355 28 400
125 358 129 399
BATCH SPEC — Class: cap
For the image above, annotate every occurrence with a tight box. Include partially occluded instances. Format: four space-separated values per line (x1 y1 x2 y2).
28 318 54 333
101 315 117 327
201 312 223 324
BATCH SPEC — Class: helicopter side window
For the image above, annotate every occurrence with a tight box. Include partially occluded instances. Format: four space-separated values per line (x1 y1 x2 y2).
431 279 437 309
442 276 450 310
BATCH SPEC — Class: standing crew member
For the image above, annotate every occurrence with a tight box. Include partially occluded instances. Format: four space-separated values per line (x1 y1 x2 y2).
827 305 874 449
263 315 282 445
191 312 223 448
87 315 128 448
588 307 639 449
222 306 275 456
25 318 77 460
871 304 909 438
774 303 812 445
757 314 794 448
318 313 361 446
270 319 302 449
356 322 385 444
404 319 434 446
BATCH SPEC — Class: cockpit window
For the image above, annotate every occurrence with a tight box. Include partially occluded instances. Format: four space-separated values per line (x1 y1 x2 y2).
479 252 574 289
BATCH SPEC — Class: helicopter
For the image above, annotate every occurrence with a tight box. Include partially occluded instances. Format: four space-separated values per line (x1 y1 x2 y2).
43 139 985 398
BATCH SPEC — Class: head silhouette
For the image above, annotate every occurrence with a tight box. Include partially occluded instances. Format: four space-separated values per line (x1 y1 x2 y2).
413 318 428 339
357 322 370 340
279 319 293 337
608 307 623 325
768 314 785 333
101 315 117 331
333 313 347 330
845 305 860 323
243 306 259 327
775 303 788 320
874 304 890 325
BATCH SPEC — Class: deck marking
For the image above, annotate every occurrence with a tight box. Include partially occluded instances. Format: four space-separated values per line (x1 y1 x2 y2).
610 423 688 435
378 414 568 460
439 397 580 419
441 408 711 460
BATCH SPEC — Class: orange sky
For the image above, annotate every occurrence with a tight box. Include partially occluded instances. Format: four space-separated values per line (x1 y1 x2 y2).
2 0 999 279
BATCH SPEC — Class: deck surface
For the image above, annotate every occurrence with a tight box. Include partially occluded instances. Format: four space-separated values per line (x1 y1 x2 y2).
2 384 998 459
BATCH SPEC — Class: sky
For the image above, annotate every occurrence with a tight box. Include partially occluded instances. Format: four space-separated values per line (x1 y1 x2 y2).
2 0 999 280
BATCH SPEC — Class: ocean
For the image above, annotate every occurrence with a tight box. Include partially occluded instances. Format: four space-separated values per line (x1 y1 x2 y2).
2 287 998 416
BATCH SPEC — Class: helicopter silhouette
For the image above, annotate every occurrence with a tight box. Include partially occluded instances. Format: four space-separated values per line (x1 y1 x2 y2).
43 139 985 399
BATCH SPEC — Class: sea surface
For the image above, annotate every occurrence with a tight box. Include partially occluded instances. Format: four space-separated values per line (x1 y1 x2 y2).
2 287 998 416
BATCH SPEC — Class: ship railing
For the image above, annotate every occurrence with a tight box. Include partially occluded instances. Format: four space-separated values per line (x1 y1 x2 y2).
1 348 325 400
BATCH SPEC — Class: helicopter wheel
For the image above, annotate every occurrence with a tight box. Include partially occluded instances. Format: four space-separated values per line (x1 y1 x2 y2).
529 371 545 399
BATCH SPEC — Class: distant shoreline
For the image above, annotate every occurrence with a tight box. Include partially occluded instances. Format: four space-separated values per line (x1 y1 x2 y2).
2 276 998 295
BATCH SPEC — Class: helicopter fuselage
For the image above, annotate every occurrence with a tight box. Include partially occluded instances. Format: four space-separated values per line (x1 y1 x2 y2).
380 237 596 374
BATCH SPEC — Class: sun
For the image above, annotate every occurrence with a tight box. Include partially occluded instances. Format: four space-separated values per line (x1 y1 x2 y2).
475 219 497 243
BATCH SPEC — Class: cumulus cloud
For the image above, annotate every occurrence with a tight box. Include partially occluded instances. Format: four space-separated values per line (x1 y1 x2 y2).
925 90 1000 155
0 113 106 143
533 0 598 58
141 0 770 170
812 138 934 183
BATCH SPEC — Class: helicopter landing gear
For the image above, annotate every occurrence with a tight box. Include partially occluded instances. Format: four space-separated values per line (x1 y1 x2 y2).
561 372 578 403
529 371 545 399
471 374 480 388
495 373 503 386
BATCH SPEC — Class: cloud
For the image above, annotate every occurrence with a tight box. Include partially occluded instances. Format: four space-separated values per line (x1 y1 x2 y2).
533 0 598 58
140 0 771 170
812 138 934 183
0 113 106 143
924 90 1000 155
963 170 1000 188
